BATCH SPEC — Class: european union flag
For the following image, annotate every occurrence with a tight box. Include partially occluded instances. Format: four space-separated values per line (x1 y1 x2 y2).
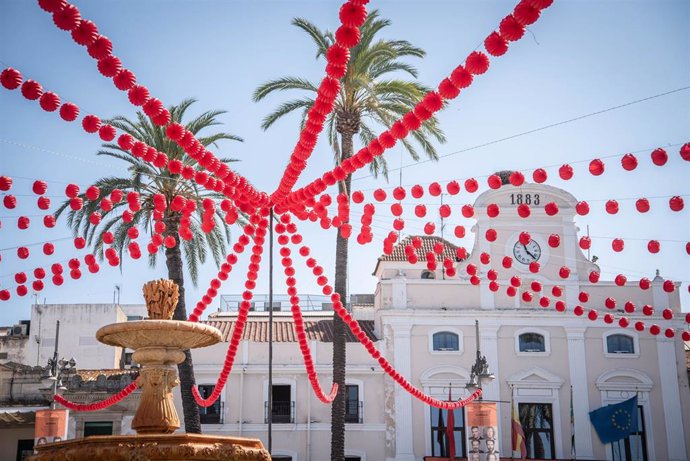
589 396 638 444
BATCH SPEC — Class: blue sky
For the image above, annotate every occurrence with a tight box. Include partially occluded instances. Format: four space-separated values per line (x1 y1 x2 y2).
0 0 688 325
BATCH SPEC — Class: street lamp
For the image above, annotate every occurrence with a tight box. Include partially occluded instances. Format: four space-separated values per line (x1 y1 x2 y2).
43 321 77 407
465 320 494 395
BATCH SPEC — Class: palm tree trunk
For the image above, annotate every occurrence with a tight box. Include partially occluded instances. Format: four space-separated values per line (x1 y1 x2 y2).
164 216 202 434
331 133 354 461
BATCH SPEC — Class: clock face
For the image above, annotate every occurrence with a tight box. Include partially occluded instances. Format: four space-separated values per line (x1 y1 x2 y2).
513 240 542 264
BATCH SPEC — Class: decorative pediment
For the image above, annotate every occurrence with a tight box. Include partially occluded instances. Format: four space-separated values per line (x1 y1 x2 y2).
474 183 578 211
420 365 471 387
595 368 653 392
506 366 564 389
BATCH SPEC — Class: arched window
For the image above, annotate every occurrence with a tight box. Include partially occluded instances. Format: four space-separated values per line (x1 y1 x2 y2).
518 333 546 353
433 332 459 351
422 270 436 279
606 334 635 354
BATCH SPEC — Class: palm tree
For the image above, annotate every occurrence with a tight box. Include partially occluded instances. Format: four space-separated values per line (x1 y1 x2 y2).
55 99 242 434
254 12 445 460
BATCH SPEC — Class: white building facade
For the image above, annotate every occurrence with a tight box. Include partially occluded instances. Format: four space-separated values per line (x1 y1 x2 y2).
2 182 689 461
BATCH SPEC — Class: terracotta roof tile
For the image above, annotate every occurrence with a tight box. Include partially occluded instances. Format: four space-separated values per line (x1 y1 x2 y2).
203 317 377 343
378 235 463 262
76 369 139 382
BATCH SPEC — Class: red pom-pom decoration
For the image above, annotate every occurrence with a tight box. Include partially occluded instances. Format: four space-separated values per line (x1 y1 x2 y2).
87 36 113 60
438 78 460 99
484 32 508 57
39 92 61 112
59 102 79 121
53 4 81 31
99 124 116 141
82 114 101 133
97 55 122 78
71 19 98 46
465 51 489 75
499 15 525 41
21 80 43 100
113 69 136 91
514 1 541 25
335 25 360 48
39 0 67 13
339 2 367 27
651 148 667 166
0 68 22 90
128 85 150 106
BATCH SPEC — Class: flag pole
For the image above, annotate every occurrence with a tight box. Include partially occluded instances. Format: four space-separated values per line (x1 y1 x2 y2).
571 384 576 460
635 388 641 461
510 384 514 461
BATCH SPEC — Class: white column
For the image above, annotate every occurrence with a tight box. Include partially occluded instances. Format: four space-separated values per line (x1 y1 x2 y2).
391 273 408 309
391 322 415 461
480 324 501 444
656 337 688 461
566 327 595 459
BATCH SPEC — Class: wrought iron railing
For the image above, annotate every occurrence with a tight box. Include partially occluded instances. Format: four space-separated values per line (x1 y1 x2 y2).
264 400 295 424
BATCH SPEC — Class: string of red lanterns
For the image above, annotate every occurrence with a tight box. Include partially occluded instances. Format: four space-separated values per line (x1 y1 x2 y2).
53 379 139 411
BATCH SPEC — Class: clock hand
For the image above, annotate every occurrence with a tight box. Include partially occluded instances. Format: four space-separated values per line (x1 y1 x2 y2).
523 244 537 259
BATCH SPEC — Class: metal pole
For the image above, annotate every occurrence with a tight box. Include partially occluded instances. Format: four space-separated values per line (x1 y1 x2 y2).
475 319 480 360
51 320 60 409
268 209 274 454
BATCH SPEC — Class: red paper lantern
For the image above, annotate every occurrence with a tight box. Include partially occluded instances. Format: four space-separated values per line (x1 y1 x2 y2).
484 31 508 57
438 78 460 100
514 1 540 25
480 253 491 265
529 261 540 273
669 196 684 212
578 291 589 303
507 286 517 297
587 309 598 321
499 15 525 41
662 308 674 320
638 278 651 290
544 202 559 216
99 124 116 141
575 201 589 216
517 203 530 218
424 222 436 235
611 238 624 252
74 237 86 249
85 185 100 201
528 0 553 9
439 204 451 218
53 3 81 30
621 153 638 171
450 65 473 89
487 174 502 189
680 143 690 161
17 216 30 229
57 102 79 122
465 51 489 75
605 297 616 309
509 171 525 187
464 178 479 193
485 229 497 242
0 67 22 90
552 285 563 297
558 164 573 180
21 80 43 100
351 191 364 203
649 324 660 336
446 180 460 195
615 274 627 286
82 115 101 133
454 225 465 238
532 168 547 183
510 276 521 287
605 200 619 214
573 305 584 316
3 195 16 209
0 176 12 191
589 271 600 283
502 256 513 269
70 197 83 211
42 242 54 255
44 215 56 228
635 198 650 213
531 280 542 292
539 297 550 308
39 91 61 112
429 182 442 196
663 280 675 293
17 247 30 259
578 236 591 250
522 291 533 302
548 234 560 248
461 205 474 218
414 204 427 218
651 148 667 166
623 301 635 313
339 2 367 27
647 240 660 254
373 189 386 201
519 232 531 245
588 159 605 176
71 18 98 45
487 203 500 218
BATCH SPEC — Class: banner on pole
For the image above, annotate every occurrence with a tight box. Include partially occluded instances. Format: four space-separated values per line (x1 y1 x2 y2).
466 402 500 460
34 409 68 446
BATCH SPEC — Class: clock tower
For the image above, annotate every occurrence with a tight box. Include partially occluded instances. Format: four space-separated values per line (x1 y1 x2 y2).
464 179 598 309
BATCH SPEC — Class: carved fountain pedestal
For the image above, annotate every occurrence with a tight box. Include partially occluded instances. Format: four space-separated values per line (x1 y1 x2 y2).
30 280 270 461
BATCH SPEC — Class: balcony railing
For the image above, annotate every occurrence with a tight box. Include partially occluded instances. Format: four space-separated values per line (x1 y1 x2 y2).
199 402 223 424
345 400 363 424
264 400 295 424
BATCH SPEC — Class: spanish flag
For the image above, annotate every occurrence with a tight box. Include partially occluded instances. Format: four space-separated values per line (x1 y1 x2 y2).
512 395 527 459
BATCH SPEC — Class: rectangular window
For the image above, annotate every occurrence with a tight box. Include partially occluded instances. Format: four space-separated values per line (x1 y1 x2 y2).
84 421 113 437
268 384 293 423
197 384 222 424
519 403 555 459
345 385 362 423
126 315 144 321
16 439 34 461
429 406 466 458
611 405 648 461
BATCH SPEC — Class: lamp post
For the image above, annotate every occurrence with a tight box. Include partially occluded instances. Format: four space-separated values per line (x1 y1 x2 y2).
465 320 494 396
44 321 77 408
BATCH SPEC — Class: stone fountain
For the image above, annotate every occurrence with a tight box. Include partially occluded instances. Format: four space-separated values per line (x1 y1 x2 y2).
30 279 270 461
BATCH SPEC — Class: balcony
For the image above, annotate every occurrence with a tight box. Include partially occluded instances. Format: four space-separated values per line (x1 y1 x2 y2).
345 400 363 424
264 400 295 424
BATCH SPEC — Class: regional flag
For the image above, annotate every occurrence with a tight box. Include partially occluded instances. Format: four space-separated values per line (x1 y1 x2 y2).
512 398 527 459
589 396 638 444
446 388 456 461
